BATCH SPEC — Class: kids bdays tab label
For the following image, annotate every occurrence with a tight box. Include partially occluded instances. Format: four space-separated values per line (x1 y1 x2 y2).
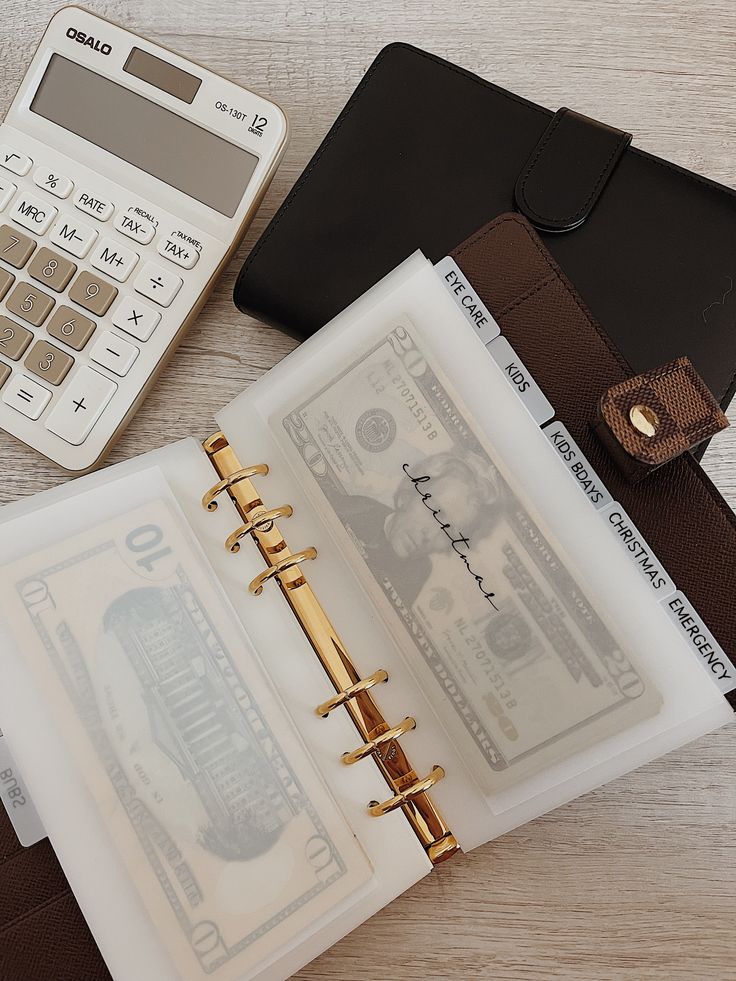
0 729 45 846
486 335 555 424
434 256 500 345
544 422 613 510
600 503 676 598
663 592 736 694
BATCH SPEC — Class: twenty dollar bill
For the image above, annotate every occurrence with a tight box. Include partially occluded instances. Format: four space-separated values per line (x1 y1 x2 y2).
279 318 662 793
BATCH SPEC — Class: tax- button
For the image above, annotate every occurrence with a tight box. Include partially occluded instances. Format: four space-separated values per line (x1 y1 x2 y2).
114 211 155 245
45 366 117 445
74 190 114 221
134 261 182 307
157 236 199 269
10 192 57 235
90 238 139 282
2 374 51 420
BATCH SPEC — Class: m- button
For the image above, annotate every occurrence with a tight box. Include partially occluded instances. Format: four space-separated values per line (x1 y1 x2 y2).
74 190 114 221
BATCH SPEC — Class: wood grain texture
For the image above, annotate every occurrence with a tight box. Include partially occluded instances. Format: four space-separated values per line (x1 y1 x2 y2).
1 2 736 978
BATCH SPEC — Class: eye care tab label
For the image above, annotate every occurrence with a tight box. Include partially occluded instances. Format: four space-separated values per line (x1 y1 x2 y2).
434 256 500 345
544 422 613 510
599 503 676 598
663 592 736 694
486 335 555 425
0 729 45 846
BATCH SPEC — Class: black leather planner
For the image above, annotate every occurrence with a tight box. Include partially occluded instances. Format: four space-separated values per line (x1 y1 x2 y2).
235 42 736 418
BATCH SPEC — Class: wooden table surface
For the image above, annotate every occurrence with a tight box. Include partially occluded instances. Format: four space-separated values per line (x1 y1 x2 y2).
2 2 736 979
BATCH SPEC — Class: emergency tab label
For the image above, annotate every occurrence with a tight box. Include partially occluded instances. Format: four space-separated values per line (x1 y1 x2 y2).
663 592 736 694
434 256 500 345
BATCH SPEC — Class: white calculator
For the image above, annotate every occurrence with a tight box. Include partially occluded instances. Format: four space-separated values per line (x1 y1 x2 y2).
0 7 287 472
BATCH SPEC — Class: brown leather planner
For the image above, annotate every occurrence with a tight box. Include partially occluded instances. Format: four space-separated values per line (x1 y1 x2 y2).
1 213 734 981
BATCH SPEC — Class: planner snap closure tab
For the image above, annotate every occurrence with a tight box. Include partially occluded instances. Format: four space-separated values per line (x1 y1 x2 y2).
629 404 660 438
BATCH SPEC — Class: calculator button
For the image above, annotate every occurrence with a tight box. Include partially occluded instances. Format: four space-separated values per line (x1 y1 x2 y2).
74 190 114 221
6 282 55 326
90 331 139 377
157 236 199 269
9 192 57 235
134 261 182 307
45 366 117 445
0 147 32 177
0 225 35 268
2 374 51 419
25 340 74 386
0 178 16 213
0 268 14 300
0 317 33 360
111 295 161 341
49 216 97 259
28 248 77 293
0 363 9 389
33 168 73 200
90 238 139 283
47 306 96 351
114 212 155 245
68 271 117 316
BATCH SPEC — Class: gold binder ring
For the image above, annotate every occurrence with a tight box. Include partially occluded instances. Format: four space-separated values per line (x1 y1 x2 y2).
202 464 269 512
368 766 445 817
226 506 294 552
249 548 318 595
315 670 389 718
342 717 416 765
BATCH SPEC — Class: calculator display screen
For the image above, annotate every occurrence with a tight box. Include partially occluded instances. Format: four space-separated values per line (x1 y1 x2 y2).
30 55 259 217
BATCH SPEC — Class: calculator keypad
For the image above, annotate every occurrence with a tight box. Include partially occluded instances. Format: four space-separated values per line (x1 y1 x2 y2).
47 306 96 350
90 238 139 282
0 268 15 298
0 317 33 359
69 271 117 316
2 374 51 419
6 282 55 326
0 139 209 463
28 248 77 292
25 339 74 386
0 225 35 268
50 216 97 258
10 192 57 235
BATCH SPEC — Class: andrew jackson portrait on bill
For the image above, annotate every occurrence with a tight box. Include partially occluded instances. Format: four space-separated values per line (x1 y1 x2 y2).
278 316 663 795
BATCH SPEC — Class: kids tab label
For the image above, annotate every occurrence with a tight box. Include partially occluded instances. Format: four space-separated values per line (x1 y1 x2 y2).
486 335 555 425
434 256 500 345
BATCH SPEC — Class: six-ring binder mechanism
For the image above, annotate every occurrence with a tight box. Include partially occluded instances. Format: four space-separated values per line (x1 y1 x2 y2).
202 431 459 864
